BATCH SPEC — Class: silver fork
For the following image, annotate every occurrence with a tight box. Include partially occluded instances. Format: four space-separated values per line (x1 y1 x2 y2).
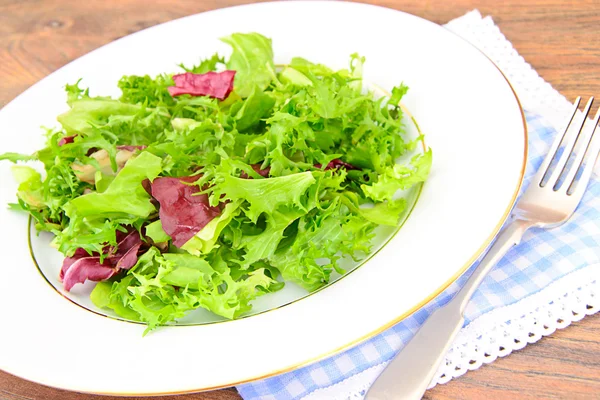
366 97 600 400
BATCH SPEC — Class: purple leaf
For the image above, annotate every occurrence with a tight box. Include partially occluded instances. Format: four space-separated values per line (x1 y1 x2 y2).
58 135 76 146
168 71 236 100
60 248 91 281
62 259 117 292
116 242 143 270
60 229 144 291
151 176 221 247
315 159 360 171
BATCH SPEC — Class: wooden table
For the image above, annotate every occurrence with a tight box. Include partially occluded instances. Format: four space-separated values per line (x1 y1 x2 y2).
1 1 599 399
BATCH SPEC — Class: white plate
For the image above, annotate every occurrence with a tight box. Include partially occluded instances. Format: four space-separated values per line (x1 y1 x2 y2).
0 1 526 395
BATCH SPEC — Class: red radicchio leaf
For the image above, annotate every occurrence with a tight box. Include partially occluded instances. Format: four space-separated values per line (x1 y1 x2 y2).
62 260 116 292
60 230 143 291
112 230 143 270
115 242 143 270
167 71 236 100
60 248 90 281
315 159 361 171
141 178 153 196
151 176 221 247
58 135 77 146
141 178 159 209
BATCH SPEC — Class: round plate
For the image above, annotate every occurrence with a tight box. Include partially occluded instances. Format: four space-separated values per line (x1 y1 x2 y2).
0 1 526 395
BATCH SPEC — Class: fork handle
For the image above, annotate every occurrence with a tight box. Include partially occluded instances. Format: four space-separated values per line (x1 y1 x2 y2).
365 219 533 400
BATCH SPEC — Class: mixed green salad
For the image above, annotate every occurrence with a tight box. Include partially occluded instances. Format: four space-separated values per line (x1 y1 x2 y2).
0 33 431 332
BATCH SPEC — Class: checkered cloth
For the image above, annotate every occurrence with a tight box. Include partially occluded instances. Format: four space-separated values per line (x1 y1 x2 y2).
237 107 600 399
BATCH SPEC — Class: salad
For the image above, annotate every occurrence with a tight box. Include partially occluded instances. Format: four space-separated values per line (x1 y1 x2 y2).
0 33 431 332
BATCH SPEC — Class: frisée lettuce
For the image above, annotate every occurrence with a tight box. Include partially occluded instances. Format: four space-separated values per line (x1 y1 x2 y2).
0 32 431 333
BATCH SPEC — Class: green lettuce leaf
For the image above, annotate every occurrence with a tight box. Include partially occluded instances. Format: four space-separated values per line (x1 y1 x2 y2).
241 206 306 266
58 99 143 135
362 149 432 202
279 67 312 87
0 152 37 162
209 171 316 223
222 32 275 97
94 171 115 193
11 166 45 208
387 83 409 107
57 97 169 145
64 151 162 219
95 247 279 332
235 86 275 131
145 220 171 243
359 198 407 226
269 201 373 291
118 74 175 108
161 253 213 288
179 53 224 74
90 280 141 320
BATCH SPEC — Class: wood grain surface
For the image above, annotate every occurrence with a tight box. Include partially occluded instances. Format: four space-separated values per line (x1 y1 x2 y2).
1 0 599 399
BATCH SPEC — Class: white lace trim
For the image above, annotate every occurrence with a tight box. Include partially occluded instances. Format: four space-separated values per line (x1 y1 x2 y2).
303 264 600 400
434 264 599 386
301 10 600 400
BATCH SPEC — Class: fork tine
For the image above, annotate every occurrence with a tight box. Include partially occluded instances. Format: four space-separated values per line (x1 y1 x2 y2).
568 106 600 197
546 97 594 189
538 97 581 186
562 106 600 193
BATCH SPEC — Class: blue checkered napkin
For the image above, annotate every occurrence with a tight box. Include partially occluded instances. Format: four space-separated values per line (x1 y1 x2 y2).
236 111 600 400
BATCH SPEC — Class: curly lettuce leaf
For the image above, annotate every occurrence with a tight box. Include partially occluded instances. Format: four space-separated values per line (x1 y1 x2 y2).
94 247 279 332
362 149 432 202
179 53 224 74
359 198 407 226
161 253 213 288
57 97 169 146
118 74 175 108
241 206 306 266
208 171 316 223
269 201 375 291
387 83 409 107
90 280 141 320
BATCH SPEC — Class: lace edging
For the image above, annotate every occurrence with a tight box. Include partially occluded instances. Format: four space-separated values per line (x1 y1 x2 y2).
432 264 599 386
302 264 599 400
